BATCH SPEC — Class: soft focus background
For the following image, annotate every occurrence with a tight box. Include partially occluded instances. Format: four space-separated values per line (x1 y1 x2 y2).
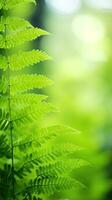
15 0 112 199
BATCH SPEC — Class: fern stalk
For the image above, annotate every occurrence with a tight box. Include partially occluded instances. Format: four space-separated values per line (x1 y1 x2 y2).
4 20 15 200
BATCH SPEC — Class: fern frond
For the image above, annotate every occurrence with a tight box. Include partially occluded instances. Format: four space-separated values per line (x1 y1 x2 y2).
0 28 49 49
25 176 76 195
0 119 10 131
0 102 54 129
0 76 7 94
13 93 48 105
0 93 48 122
12 102 54 128
36 159 90 180
0 94 47 108
40 125 80 138
14 129 83 153
15 141 82 179
0 0 36 10
0 50 51 71
13 125 80 150
60 159 90 171
16 176 75 198
0 132 11 158
10 74 53 94
0 17 32 32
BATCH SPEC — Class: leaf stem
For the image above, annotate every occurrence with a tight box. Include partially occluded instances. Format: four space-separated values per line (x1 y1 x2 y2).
4 21 15 199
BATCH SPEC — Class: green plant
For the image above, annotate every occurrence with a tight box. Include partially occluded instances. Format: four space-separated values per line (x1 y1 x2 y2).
0 1 88 200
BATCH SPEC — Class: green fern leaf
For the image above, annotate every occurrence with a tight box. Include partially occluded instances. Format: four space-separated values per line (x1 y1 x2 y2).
61 159 90 171
40 125 80 138
0 102 54 129
0 94 47 109
0 28 49 49
15 141 82 177
0 76 7 94
12 102 54 127
26 176 75 195
0 50 51 71
36 159 90 179
12 93 48 105
0 0 36 10
0 132 11 158
10 74 53 94
0 17 32 32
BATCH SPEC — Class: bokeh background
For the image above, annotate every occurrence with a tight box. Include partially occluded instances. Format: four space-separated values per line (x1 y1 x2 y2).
14 0 112 199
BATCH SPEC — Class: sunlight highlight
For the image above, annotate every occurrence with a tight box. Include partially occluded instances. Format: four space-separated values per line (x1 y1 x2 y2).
45 0 81 14
72 15 105 44
87 0 112 10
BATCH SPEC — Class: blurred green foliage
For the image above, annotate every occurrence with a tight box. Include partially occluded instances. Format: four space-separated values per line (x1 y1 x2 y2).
39 0 112 199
